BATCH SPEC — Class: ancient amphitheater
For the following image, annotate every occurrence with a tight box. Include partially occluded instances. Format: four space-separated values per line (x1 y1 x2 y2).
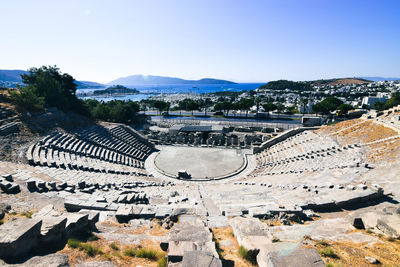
1 106 400 266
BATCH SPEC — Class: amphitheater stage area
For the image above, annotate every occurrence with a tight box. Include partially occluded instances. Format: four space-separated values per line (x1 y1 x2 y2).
154 145 246 180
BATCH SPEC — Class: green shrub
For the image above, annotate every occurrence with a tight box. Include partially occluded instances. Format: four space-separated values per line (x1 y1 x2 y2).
272 238 280 243
158 256 167 267
238 246 257 265
123 248 137 257
0 220 3 225
67 239 82 249
317 239 329 246
8 85 44 112
388 237 395 242
319 247 339 258
80 243 103 257
102 254 112 261
109 242 119 250
135 248 159 260
21 211 33 219
87 233 99 241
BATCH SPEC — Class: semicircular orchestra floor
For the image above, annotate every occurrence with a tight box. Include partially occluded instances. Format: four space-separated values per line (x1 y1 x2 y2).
153 145 246 180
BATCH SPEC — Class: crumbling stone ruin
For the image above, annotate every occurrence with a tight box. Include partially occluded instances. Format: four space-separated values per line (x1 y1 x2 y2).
1 107 400 266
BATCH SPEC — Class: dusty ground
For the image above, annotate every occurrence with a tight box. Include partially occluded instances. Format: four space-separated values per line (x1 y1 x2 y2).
59 221 167 267
305 231 400 267
211 227 254 267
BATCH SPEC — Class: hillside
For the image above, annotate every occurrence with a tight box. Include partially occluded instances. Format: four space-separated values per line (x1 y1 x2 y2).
310 78 371 86
0 70 27 82
259 78 371 91
92 85 139 95
0 69 105 89
259 80 312 91
358 76 400 82
107 74 236 86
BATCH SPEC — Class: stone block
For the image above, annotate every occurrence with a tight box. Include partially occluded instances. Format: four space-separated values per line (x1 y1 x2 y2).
64 213 89 237
181 251 222 267
40 216 67 245
0 218 42 259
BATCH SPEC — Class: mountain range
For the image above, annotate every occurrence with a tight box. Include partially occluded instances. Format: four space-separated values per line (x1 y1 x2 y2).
107 75 236 86
357 77 400 82
0 70 236 89
0 69 105 89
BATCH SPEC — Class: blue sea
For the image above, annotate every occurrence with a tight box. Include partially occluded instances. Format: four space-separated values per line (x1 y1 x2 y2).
77 83 264 102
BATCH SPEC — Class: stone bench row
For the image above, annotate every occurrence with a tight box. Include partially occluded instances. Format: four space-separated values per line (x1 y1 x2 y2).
28 144 147 176
39 134 147 163
219 187 384 218
79 125 152 155
255 145 360 170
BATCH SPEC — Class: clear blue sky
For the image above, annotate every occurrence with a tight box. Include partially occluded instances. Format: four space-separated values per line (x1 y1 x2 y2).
1 0 400 83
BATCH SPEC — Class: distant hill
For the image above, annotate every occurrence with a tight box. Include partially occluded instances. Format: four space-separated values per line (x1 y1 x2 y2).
92 85 139 95
259 80 312 91
310 78 371 86
0 69 105 89
107 75 236 86
259 78 372 91
358 77 400 82
0 70 28 82
75 81 106 89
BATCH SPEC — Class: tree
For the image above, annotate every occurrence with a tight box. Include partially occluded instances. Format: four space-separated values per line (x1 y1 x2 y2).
312 97 343 115
151 100 169 115
15 65 89 116
186 100 199 116
276 103 285 113
338 104 354 114
220 101 232 117
86 99 140 123
8 85 45 112
254 97 261 112
384 92 400 109
300 98 308 115
373 101 386 111
262 102 277 112
198 98 213 117
237 98 254 117
214 102 224 114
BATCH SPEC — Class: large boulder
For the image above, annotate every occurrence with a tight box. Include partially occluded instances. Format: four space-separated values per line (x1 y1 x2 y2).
0 218 42 260
115 205 133 223
258 247 325 267
64 214 89 237
170 207 195 222
78 210 100 231
181 251 222 267
18 253 69 267
40 216 67 246
229 216 272 250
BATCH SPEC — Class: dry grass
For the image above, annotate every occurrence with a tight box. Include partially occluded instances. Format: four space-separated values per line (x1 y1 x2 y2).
305 231 400 267
315 119 363 135
367 139 400 162
0 209 36 224
211 227 255 267
59 236 165 267
335 121 398 144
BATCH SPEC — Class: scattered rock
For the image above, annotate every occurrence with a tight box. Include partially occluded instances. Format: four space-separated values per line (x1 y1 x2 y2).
353 218 365 230
365 256 379 264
